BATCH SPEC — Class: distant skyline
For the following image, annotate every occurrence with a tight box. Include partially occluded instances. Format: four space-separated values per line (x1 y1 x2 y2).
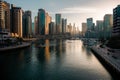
7 0 120 30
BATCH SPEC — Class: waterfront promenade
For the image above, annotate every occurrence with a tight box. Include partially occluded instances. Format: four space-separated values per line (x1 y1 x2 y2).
91 45 120 75
0 42 31 52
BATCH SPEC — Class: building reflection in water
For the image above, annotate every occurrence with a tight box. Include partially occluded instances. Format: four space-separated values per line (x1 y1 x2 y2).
36 39 66 65
56 39 61 56
55 39 65 58
44 39 50 62
81 40 93 59
18 50 25 68
36 39 51 63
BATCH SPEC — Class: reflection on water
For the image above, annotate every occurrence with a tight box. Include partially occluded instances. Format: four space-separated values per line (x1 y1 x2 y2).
0 40 114 80
45 40 50 62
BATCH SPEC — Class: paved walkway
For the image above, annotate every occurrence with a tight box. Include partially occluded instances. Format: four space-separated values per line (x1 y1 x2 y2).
91 46 120 73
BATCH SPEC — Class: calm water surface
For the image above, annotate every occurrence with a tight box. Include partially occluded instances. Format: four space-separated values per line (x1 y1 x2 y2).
0 40 114 80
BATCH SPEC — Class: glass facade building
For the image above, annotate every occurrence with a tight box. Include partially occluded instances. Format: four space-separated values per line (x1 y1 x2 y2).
103 14 113 39
55 14 62 34
49 22 55 35
62 18 67 34
38 9 46 35
113 5 120 37
87 18 94 31
22 10 32 38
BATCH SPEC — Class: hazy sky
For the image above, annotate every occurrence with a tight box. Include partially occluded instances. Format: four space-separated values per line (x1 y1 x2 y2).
7 0 120 30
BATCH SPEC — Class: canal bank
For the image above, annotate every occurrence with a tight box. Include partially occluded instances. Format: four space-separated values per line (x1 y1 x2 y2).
90 46 120 77
0 42 31 52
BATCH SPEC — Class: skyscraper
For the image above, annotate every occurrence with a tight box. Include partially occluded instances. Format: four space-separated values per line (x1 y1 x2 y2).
11 4 23 37
87 18 94 31
103 14 113 38
96 20 103 31
96 20 104 38
49 22 55 35
106 5 120 48
34 16 38 35
67 23 72 35
0 0 10 31
113 5 120 37
0 0 5 29
65 19 67 33
45 12 51 35
62 18 67 34
55 14 62 34
82 23 87 36
86 18 94 38
62 18 64 34
72 23 76 36
38 9 46 35
22 10 32 38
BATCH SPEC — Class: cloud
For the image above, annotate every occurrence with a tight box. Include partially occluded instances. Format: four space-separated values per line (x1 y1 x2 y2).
57 7 97 14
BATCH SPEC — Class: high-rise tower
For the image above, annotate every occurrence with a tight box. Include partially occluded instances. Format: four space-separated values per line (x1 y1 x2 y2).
113 5 120 37
55 14 62 34
22 10 32 38
103 14 113 38
0 0 10 31
11 4 23 37
38 9 46 35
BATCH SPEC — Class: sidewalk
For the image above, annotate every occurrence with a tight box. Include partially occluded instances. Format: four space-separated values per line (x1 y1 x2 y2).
91 46 120 73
